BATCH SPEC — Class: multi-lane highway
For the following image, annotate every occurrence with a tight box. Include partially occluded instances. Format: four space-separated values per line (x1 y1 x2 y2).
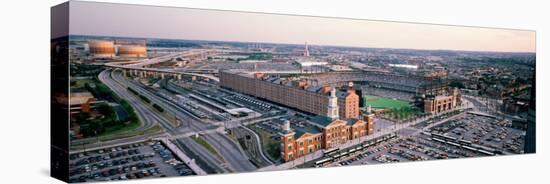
99 70 158 131
78 63 476 173
161 80 275 166
109 69 257 172
104 50 220 82
101 69 233 173
69 70 166 150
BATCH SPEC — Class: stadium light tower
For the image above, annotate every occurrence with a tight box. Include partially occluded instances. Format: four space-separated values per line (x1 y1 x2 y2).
304 42 310 57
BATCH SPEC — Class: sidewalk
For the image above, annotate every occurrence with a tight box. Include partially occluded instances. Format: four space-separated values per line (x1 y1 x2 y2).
155 137 208 175
261 130 396 171
260 108 469 171
69 132 166 154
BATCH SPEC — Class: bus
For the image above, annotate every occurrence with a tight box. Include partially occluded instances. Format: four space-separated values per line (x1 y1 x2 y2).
314 158 332 166
477 149 496 156
458 139 473 145
323 148 340 156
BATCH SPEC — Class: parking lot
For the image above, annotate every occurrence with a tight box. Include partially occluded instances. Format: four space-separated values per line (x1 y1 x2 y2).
328 136 480 167
325 114 526 167
252 120 282 141
69 141 195 182
429 113 525 154
249 118 292 142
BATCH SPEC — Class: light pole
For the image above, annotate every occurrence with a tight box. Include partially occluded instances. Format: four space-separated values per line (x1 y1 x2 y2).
303 153 306 165
95 130 100 147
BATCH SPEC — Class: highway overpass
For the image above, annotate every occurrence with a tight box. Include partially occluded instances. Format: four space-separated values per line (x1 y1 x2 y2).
103 49 220 82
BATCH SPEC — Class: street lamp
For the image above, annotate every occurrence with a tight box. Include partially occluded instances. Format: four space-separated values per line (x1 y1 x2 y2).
95 130 100 147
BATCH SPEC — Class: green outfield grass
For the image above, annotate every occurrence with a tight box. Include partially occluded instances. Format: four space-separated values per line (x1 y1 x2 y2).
363 95 422 120
363 95 411 109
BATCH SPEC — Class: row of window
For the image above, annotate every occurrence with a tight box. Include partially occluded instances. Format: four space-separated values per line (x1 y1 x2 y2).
287 136 322 150
287 144 323 160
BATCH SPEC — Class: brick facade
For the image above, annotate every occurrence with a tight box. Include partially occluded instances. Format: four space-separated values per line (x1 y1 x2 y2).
281 115 375 162
220 71 358 117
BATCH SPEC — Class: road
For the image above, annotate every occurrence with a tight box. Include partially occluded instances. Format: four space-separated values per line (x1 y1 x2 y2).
111 69 258 172
238 125 275 165
262 107 471 171
70 70 166 150
73 69 229 173
80 69 476 172
104 50 220 82
111 68 233 172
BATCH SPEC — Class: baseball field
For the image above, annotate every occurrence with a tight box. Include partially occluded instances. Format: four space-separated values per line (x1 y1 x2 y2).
362 95 410 109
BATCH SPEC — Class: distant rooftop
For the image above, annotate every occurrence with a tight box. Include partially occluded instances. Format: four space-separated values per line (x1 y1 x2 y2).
309 115 335 127
295 57 328 67
336 90 352 98
291 121 322 137
434 95 453 100
344 118 363 126
306 86 322 93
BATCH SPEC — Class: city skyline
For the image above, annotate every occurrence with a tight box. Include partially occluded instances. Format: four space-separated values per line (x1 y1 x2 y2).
52 2 536 183
69 1 536 53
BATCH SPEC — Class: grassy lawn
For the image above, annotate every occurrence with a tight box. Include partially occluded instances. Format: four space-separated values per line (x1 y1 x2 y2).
99 120 140 137
98 123 161 142
70 124 162 149
227 130 239 141
191 136 224 161
72 76 154 142
72 79 94 88
160 111 179 127
126 88 179 127
147 104 178 127
363 95 411 109
250 126 281 161
363 95 422 120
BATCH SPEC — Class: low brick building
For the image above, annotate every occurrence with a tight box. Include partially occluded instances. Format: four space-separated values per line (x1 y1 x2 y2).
280 114 375 162
424 87 461 113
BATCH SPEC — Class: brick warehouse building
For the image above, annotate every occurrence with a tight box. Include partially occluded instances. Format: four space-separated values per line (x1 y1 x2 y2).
219 70 360 119
279 114 375 162
220 70 369 162
337 85 360 119
423 87 462 113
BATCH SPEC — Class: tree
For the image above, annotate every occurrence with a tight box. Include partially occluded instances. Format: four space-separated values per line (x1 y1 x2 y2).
80 120 105 137
96 103 115 119
449 81 465 89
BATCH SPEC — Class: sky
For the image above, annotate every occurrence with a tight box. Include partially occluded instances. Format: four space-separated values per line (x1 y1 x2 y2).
69 1 536 53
